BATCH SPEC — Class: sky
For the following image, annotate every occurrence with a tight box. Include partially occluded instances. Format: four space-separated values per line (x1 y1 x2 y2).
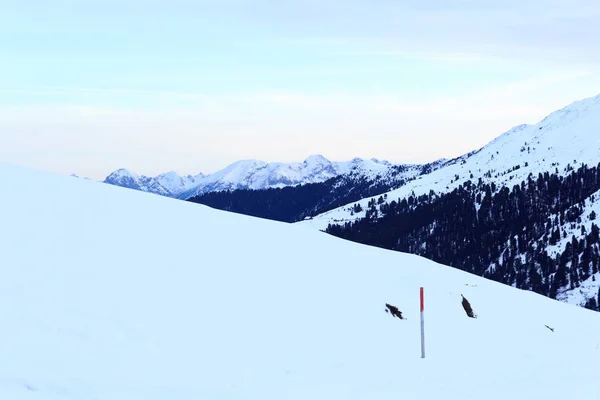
1 0 600 180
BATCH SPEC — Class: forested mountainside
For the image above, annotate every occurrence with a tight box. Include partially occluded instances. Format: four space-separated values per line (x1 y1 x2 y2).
187 160 463 222
187 168 411 222
326 162 600 310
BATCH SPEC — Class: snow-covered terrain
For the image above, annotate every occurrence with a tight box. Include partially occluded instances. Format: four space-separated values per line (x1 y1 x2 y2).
104 168 204 197
301 94 600 230
155 171 205 195
543 189 600 305
2 162 600 399
102 155 404 199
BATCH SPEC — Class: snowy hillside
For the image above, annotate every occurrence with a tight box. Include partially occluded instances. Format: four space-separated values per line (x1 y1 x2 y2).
302 93 600 310
543 189 600 305
302 94 600 229
2 162 600 399
101 155 403 199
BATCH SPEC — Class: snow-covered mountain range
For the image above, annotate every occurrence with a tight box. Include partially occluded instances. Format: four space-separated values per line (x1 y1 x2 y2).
301 93 600 228
104 169 205 198
103 155 399 199
2 162 600 399
94 93 600 311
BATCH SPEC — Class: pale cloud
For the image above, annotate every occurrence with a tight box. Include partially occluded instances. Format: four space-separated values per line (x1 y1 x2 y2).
3 68 598 179
335 51 502 63
266 0 600 65
1 0 599 178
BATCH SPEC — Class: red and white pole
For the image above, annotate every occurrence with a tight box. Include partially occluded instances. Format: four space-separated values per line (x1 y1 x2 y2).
420 287 425 359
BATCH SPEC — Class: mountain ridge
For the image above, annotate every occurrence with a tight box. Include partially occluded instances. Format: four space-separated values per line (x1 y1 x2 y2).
101 155 407 199
302 93 600 230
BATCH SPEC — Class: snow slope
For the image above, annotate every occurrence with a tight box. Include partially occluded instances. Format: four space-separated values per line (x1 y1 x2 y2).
301 94 600 230
1 162 600 399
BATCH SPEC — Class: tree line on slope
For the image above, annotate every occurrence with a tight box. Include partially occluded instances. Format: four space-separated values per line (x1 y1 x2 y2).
187 167 416 223
326 163 600 310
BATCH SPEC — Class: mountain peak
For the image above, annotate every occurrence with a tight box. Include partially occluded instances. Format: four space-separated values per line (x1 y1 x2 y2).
536 92 600 129
105 168 139 181
303 154 331 166
156 171 180 179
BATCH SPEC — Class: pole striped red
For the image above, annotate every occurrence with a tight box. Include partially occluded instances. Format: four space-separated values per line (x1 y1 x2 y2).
420 287 425 358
